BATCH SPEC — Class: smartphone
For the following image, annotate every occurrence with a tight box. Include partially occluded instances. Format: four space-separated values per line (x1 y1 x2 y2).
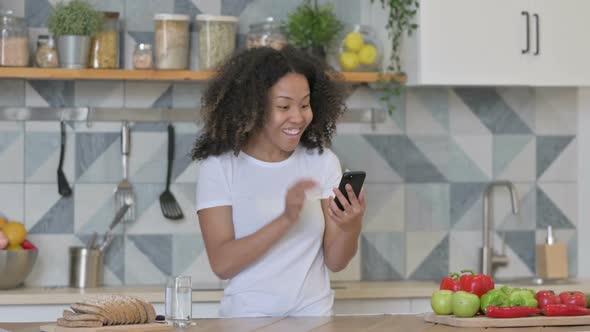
334 171 366 211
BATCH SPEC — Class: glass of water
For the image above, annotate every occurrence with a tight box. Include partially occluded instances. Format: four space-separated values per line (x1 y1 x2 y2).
165 275 193 327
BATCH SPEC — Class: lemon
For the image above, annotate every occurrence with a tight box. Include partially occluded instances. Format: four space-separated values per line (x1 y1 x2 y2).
0 217 6 229
3 222 26 246
344 32 364 52
358 44 378 65
6 243 22 250
339 52 360 71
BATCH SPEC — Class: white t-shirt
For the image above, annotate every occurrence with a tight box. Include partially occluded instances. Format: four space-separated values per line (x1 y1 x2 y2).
196 145 342 317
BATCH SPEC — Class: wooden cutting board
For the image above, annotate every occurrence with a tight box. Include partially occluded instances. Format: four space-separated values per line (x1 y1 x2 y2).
424 312 590 328
40 323 174 332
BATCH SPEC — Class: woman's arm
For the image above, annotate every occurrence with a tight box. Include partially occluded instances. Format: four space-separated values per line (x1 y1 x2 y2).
322 185 366 272
198 180 317 280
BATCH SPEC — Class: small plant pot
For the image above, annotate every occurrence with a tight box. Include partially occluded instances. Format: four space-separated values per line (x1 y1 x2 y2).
57 35 90 69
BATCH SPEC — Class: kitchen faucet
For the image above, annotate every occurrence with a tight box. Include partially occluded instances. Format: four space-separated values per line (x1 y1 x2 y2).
481 181 519 277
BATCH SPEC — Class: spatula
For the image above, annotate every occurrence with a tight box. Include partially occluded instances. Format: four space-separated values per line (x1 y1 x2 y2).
114 122 135 222
57 121 72 197
159 124 184 220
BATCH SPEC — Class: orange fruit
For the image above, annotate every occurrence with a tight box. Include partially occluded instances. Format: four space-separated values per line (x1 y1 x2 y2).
0 217 7 229
6 243 22 250
2 222 27 246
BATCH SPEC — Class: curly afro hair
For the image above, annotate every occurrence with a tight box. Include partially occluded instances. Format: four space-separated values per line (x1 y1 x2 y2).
192 45 348 160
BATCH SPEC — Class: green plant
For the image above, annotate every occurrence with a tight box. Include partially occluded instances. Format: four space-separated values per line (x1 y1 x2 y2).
286 0 343 53
370 0 419 114
47 0 103 37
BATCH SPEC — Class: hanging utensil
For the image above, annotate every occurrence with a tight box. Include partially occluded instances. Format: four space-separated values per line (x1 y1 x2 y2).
57 121 72 197
159 124 184 220
114 122 135 222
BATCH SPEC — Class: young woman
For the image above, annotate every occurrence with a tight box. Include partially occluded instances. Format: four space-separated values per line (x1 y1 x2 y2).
193 46 366 317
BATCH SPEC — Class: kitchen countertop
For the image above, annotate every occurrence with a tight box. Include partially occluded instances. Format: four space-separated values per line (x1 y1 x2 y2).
1 315 588 331
1 279 590 305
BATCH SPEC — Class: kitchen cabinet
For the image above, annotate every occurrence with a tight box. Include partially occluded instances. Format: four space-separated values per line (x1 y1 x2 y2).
402 0 590 86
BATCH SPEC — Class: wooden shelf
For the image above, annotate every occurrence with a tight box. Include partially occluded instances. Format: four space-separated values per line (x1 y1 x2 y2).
0 67 406 83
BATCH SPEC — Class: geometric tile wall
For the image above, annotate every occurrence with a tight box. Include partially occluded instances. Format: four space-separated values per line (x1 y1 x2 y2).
0 0 578 286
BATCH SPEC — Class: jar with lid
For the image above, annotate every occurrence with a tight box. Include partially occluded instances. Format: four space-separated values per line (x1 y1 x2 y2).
35 35 58 68
133 43 153 69
196 14 238 70
154 14 190 70
0 10 29 67
336 24 381 72
247 17 287 50
89 12 120 69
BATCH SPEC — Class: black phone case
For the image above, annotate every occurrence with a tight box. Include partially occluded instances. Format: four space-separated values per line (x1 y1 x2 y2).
334 171 366 210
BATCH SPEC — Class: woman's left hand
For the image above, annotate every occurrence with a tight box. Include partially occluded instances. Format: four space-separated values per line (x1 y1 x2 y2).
328 184 366 233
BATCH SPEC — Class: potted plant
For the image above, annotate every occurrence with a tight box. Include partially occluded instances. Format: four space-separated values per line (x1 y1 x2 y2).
47 0 102 69
286 0 343 59
370 0 419 114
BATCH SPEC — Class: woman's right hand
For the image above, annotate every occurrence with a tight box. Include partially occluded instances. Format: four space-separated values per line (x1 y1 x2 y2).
283 179 318 224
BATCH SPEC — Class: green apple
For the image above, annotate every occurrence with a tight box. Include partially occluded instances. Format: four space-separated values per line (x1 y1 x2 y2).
431 290 453 315
452 291 480 318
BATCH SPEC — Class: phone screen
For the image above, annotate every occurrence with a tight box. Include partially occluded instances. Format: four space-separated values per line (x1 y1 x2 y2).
334 171 366 210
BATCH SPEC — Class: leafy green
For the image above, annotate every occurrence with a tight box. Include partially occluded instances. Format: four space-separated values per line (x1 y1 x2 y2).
480 289 509 313
47 0 103 36
286 0 343 50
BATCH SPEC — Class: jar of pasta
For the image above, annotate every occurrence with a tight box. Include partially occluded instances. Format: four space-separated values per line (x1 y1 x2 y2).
0 10 29 67
154 14 190 70
89 12 120 69
196 14 238 70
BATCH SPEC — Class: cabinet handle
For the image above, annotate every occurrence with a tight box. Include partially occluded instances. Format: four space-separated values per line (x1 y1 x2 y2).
534 13 540 55
521 11 530 54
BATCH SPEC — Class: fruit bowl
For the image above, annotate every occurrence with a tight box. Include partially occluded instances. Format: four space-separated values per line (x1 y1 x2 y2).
0 248 38 289
336 24 381 72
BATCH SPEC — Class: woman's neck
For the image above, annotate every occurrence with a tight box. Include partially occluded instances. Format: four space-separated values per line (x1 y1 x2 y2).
242 137 294 162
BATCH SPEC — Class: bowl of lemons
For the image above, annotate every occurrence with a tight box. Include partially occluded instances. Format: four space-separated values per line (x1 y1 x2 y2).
0 217 38 289
338 25 380 72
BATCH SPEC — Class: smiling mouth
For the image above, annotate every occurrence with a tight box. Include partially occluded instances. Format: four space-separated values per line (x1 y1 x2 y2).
282 128 301 136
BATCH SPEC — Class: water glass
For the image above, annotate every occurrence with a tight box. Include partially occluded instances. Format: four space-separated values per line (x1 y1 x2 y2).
165 275 192 327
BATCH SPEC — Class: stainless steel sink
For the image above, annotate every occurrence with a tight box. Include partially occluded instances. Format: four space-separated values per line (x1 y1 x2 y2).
496 277 577 286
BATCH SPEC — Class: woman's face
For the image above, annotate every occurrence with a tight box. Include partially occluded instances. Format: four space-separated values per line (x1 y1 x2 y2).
258 72 313 157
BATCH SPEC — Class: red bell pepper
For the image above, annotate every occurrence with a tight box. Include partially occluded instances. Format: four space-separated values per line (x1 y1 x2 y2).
439 272 460 292
544 304 590 316
459 270 495 298
486 306 541 318
559 291 587 308
21 239 36 250
535 290 561 310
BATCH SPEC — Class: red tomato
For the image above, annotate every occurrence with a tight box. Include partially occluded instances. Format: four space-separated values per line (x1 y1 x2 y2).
559 291 587 308
535 290 561 309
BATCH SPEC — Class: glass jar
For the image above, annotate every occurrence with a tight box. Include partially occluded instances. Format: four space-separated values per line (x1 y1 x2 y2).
89 12 120 69
246 17 287 50
336 24 381 72
154 14 190 70
196 14 238 70
133 43 153 69
35 35 58 68
0 10 29 67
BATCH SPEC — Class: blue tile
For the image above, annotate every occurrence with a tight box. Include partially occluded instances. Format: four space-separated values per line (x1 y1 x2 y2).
404 137 446 182
536 136 575 179
174 0 201 31
411 88 449 131
75 133 119 181
450 183 485 228
449 141 489 182
504 230 535 273
125 0 174 31
172 234 205 275
493 135 533 177
29 197 74 234
362 135 405 179
454 88 532 134
128 234 173 275
152 85 173 108
405 184 450 231
25 0 51 28
127 31 155 47
0 132 19 155
133 183 165 218
536 186 575 229
409 235 449 280
28 81 75 107
0 79 25 106
25 132 59 180
221 0 254 16
104 235 125 282
361 232 404 281
173 133 196 180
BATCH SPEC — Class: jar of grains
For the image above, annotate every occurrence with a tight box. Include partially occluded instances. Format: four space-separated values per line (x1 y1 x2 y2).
35 35 58 68
0 10 29 67
154 14 190 70
89 12 120 69
246 17 287 50
196 14 238 70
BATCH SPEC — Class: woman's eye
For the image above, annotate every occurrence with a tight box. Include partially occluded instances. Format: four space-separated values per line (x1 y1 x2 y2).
277 105 289 110
300 104 309 109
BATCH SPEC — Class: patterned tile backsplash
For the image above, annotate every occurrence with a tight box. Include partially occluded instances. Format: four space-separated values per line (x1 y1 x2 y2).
0 0 579 287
